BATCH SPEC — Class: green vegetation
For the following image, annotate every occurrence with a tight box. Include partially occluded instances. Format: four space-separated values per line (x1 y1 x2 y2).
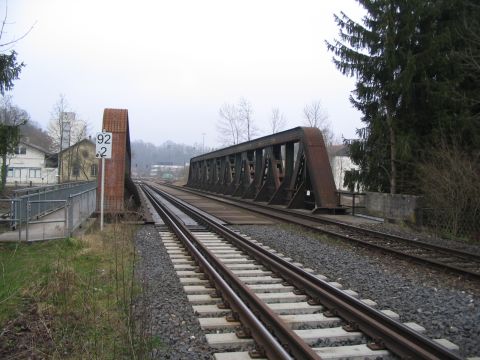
0 97 29 191
327 0 480 194
327 0 480 240
0 36 26 191
0 222 154 359
0 50 24 96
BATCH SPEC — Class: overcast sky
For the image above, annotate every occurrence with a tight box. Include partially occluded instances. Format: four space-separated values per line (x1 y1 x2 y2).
5 0 365 147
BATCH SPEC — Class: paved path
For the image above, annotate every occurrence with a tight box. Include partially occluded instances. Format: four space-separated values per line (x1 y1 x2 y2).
0 207 68 242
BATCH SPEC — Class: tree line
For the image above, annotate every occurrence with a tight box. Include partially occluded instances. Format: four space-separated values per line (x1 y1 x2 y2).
131 140 209 175
216 98 335 146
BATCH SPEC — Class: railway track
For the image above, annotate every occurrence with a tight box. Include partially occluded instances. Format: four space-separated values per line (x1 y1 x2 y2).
158 183 480 280
140 183 462 359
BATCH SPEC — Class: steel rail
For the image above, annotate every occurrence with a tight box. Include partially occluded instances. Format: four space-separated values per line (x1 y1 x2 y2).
147 183 463 360
141 185 319 360
169 183 480 279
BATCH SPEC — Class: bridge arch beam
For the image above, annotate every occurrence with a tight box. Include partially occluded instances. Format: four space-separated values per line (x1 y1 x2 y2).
187 127 341 212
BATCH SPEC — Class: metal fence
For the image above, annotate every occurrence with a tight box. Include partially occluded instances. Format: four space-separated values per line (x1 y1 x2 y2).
0 182 97 242
337 191 367 216
68 186 97 233
417 208 480 242
10 181 96 229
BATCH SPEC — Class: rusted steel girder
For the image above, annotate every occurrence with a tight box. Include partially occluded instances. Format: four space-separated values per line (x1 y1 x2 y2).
187 127 340 211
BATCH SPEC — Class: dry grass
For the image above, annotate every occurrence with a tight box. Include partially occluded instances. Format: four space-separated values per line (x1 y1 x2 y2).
0 219 156 359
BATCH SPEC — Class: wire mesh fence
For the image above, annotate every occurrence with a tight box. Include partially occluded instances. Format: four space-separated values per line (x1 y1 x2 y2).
417 208 480 242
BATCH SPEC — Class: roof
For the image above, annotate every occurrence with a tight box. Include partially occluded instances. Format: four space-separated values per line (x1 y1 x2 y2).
19 140 51 155
58 138 95 155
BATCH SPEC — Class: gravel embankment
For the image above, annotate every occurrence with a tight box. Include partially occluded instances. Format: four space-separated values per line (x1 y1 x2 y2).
232 224 480 359
357 221 480 256
134 225 214 359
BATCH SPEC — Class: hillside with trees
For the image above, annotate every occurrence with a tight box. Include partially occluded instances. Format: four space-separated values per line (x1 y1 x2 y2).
20 121 52 150
131 140 210 176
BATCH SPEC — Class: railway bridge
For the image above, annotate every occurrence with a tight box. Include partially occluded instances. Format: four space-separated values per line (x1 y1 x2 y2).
78 113 480 359
186 127 343 213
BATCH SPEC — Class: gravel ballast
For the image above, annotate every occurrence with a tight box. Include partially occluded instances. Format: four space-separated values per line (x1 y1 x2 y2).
132 219 479 359
134 225 214 359
232 224 480 359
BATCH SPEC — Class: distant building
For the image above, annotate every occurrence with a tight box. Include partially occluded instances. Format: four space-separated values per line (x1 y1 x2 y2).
6 141 58 185
328 144 359 191
58 138 98 183
150 164 183 178
60 112 76 151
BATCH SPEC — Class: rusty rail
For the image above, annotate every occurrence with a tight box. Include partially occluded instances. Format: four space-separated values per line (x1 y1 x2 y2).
187 127 343 212
148 183 462 360
141 185 318 359
169 183 480 280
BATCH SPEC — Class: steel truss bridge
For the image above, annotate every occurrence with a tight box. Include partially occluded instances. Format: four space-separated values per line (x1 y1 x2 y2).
187 127 343 213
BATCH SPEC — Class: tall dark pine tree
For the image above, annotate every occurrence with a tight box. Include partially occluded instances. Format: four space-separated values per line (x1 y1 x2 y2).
0 50 23 95
328 0 480 194
326 1 428 194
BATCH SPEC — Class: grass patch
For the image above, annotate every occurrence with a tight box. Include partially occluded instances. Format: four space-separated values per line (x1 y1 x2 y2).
0 220 153 359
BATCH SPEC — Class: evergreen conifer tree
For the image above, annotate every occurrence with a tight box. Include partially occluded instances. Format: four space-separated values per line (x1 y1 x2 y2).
327 0 480 194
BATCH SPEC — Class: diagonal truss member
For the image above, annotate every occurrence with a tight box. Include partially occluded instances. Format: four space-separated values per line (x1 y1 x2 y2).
187 127 342 212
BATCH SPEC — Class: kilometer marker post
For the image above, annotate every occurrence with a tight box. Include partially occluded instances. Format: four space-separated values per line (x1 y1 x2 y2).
101 156 105 230
95 130 113 231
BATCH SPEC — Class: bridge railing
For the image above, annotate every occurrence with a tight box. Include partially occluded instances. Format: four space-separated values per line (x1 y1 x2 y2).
10 181 97 229
0 182 97 241
187 127 343 213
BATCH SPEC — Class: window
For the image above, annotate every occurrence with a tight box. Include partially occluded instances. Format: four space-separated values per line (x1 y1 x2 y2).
14 168 21 178
90 164 98 176
7 168 14 178
72 165 80 177
14 146 27 155
29 168 41 178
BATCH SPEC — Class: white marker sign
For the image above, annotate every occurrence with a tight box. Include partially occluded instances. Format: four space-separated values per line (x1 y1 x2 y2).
95 132 112 159
96 131 112 231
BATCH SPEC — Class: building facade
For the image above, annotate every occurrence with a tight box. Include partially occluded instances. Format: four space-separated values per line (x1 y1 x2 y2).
328 144 359 191
6 142 58 185
58 138 98 183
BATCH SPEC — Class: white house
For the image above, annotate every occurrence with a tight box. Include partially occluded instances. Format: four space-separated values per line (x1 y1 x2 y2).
6 141 58 185
328 144 358 191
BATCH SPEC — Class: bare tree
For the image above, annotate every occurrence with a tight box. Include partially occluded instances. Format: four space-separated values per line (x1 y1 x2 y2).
217 98 259 145
418 142 480 239
0 2 35 51
303 100 328 127
47 94 89 181
270 107 287 134
47 94 88 152
217 103 242 146
303 100 335 147
237 97 258 141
